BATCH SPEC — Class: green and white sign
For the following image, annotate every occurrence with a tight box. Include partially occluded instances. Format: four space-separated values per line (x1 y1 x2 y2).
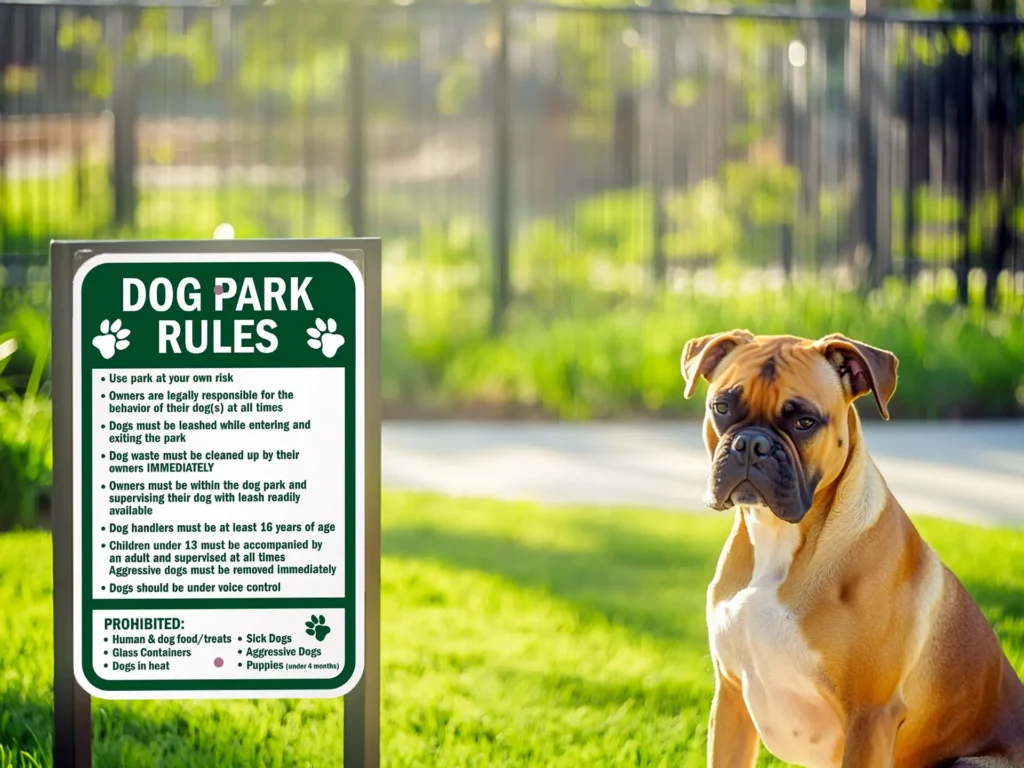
71 252 364 700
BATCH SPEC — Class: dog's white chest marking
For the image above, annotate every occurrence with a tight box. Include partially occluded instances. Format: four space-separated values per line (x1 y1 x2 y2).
709 508 842 768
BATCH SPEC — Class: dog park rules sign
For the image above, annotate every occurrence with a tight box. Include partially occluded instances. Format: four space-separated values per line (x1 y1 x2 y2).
71 252 365 700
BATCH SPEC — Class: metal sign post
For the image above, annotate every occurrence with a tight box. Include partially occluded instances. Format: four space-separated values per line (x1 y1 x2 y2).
50 238 380 764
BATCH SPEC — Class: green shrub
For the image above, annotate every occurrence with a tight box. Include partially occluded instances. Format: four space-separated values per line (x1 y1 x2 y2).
0 306 52 530
422 278 1024 420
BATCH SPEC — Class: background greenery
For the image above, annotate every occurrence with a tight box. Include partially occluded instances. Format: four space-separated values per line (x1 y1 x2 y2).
2 173 1024 527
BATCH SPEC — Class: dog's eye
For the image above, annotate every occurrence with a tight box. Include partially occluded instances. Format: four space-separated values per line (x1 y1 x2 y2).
712 402 729 415
795 417 817 431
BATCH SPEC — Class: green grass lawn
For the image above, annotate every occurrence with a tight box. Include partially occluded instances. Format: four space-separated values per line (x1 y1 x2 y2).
2 492 1023 768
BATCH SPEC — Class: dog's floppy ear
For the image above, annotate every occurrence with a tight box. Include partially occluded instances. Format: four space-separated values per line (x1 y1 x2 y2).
814 333 899 420
681 329 754 398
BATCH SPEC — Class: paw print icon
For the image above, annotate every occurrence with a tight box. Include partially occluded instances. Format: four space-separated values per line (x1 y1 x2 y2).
92 319 131 360
305 615 331 642
306 318 345 359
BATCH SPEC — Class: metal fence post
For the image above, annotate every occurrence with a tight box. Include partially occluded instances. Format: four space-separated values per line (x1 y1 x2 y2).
855 19 880 288
491 0 512 335
955 38 977 306
51 243 94 768
342 242 382 768
651 2 671 286
348 39 367 238
902 40 922 285
110 6 139 230
846 4 884 290
780 49 797 280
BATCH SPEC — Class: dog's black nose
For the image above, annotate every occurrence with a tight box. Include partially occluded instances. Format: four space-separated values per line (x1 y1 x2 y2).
731 429 773 465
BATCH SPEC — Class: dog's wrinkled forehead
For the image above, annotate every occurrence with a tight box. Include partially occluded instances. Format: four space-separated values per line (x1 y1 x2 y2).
709 336 844 416
683 329 899 420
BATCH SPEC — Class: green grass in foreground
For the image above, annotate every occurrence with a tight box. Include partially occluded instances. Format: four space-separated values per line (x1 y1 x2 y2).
1 493 1023 767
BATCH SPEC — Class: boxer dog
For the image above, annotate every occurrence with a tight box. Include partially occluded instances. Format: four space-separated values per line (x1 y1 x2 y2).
680 330 1024 768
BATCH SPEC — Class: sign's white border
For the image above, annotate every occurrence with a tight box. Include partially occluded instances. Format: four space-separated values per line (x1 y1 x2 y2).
71 252 366 700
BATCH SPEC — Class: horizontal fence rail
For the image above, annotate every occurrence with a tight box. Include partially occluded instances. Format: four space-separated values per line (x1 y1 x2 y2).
1 1 1023 326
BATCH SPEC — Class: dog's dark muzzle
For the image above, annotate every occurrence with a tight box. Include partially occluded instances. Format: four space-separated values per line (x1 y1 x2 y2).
704 426 815 523
731 428 774 467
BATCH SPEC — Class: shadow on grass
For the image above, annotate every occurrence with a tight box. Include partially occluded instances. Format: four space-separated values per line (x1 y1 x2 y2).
383 515 724 650
384 508 1024 669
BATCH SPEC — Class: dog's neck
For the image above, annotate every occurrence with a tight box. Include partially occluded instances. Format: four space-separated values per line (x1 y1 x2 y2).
826 407 888 532
795 407 890 574
739 504 803 586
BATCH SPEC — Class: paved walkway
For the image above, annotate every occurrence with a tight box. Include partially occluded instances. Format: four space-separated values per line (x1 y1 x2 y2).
382 421 1024 528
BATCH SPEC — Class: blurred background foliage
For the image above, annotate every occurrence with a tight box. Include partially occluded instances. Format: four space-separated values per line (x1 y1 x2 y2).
1 0 1024 527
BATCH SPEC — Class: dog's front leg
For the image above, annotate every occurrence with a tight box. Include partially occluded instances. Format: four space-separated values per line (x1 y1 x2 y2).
840 701 906 768
707 674 759 768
